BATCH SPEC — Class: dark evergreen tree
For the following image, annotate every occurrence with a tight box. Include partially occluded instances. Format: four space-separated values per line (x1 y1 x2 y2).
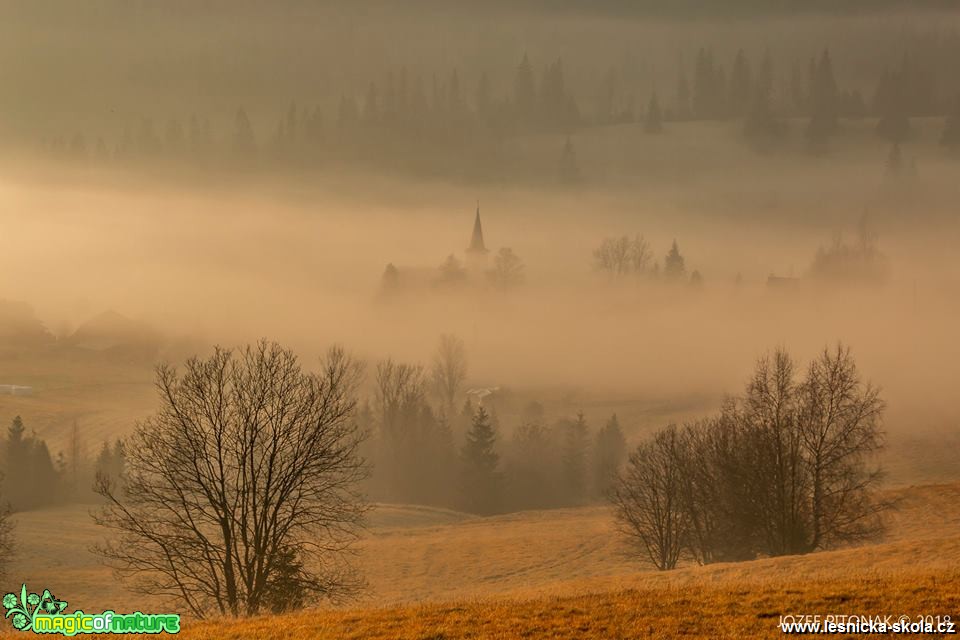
458 398 474 440
514 53 537 125
233 108 256 154
730 49 753 117
380 263 400 296
337 95 360 131
2 417 61 511
886 142 903 176
3 417 29 507
941 96 960 149
676 61 691 121
476 72 492 121
875 69 910 143
663 240 687 281
594 414 627 499
362 83 380 125
693 48 713 119
506 421 558 511
790 62 806 115
561 412 590 505
807 49 839 142
164 118 185 153
644 92 663 134
459 406 501 515
94 439 126 496
559 137 581 184
448 68 464 116
744 56 783 144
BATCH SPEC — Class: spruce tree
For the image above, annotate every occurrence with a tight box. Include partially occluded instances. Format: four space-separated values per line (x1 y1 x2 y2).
514 53 537 125
233 108 256 155
663 240 687 281
744 53 782 142
730 49 753 117
460 406 501 515
594 414 627 498
875 70 910 143
644 93 663 134
676 63 691 120
561 412 590 505
807 49 839 142
559 137 580 184
941 96 960 149
3 417 29 506
886 142 903 176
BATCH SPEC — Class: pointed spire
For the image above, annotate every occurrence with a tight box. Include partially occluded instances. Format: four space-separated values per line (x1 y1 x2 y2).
468 201 487 253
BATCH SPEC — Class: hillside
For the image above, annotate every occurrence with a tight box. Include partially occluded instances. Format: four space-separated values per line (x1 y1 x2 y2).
4 482 959 630
155 571 960 639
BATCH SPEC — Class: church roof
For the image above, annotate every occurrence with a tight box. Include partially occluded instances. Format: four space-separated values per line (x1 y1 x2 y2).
467 204 487 253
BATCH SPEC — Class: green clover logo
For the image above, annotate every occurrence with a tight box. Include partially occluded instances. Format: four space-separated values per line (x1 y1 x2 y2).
2 585 67 632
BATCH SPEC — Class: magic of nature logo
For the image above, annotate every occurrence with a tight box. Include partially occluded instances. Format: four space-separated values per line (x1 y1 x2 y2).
3 584 179 635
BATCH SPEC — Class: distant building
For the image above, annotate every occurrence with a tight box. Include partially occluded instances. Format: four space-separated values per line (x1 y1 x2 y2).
465 203 489 273
380 204 494 294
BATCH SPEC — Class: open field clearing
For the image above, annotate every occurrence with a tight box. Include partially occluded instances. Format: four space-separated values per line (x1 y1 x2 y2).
5 483 959 623
3 571 952 639
174 571 960 639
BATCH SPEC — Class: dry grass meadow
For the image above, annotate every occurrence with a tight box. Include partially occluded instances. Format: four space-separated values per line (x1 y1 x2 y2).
2 482 958 638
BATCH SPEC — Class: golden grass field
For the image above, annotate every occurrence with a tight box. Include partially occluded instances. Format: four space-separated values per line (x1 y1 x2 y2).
2 482 958 638
171 571 960 639
1 352 959 637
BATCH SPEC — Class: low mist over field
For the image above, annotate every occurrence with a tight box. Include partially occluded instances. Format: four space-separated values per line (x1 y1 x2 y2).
1 1 959 637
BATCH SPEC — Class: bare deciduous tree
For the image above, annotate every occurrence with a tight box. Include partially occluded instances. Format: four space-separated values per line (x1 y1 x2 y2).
741 349 810 556
376 359 427 440
612 426 687 570
93 341 368 618
799 345 886 549
614 344 886 569
429 335 467 415
594 235 653 278
489 248 525 289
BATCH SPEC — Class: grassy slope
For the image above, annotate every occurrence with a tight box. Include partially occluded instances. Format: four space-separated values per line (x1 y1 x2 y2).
174 571 960 639
4 483 959 638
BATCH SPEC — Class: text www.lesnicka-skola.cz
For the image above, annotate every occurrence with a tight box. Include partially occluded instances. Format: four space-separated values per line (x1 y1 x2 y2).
779 614 955 635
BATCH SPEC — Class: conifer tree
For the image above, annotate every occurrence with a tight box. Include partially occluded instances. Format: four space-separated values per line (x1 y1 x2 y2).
559 137 580 184
233 108 256 155
744 52 783 143
676 62 691 121
664 240 687 281
594 414 627 498
476 72 492 121
886 142 903 176
807 49 839 142
460 406 501 515
941 96 960 149
514 53 537 125
875 70 910 143
3 417 61 511
730 49 753 117
644 93 663 134
561 412 590 505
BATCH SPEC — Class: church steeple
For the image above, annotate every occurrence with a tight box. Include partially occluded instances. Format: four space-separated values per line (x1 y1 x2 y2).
467 202 487 254
466 202 489 273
